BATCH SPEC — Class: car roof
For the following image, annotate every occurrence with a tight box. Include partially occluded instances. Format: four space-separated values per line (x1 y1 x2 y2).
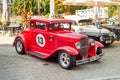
64 15 90 22
30 18 72 23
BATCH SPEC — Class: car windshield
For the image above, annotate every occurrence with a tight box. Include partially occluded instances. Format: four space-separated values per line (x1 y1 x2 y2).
50 23 70 30
78 20 93 26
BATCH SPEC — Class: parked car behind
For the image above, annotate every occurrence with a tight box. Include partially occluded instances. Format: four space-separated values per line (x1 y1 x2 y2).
64 15 116 46
100 24 120 41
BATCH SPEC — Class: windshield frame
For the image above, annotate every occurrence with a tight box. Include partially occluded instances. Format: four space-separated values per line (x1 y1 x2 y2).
78 19 94 26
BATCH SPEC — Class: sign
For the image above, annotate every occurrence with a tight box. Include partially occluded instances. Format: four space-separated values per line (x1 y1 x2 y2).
36 34 46 47
76 7 108 19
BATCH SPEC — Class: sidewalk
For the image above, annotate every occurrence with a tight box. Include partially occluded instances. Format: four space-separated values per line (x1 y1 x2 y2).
0 35 15 45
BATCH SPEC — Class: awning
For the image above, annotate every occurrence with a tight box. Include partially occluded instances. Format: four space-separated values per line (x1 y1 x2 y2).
63 0 120 6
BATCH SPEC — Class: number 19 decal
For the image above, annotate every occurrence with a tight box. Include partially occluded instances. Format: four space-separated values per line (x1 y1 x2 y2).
36 34 45 47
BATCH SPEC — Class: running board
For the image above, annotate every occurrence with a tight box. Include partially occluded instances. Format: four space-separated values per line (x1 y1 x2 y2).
26 50 48 59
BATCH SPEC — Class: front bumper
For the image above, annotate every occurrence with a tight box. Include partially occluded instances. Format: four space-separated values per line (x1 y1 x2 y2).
76 53 103 65
99 34 115 45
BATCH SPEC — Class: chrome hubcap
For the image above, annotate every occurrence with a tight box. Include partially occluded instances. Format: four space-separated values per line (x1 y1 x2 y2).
60 52 70 67
16 40 22 52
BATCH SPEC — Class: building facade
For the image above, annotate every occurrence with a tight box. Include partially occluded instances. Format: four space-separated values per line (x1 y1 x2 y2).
0 0 14 14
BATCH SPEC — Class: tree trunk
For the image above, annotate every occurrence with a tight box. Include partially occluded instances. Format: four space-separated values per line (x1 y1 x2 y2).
37 0 40 15
1 0 9 22
1 0 10 36
49 0 55 18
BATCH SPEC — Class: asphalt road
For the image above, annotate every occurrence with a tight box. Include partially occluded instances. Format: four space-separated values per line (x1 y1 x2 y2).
0 36 120 80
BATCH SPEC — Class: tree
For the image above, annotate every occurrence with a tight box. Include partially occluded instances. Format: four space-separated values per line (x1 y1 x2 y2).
12 0 50 15
39 0 50 15
55 0 87 14
107 6 117 18
1 0 9 22
12 0 37 15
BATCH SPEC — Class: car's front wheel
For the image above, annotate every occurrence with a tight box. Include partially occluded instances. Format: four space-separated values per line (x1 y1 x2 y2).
96 48 102 55
58 51 76 69
15 38 25 55
96 48 102 61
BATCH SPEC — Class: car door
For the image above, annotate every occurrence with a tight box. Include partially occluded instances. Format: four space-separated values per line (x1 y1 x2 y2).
31 21 56 54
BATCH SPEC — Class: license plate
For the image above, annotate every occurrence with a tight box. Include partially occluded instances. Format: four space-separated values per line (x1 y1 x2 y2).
89 55 100 62
89 56 96 62
105 40 111 43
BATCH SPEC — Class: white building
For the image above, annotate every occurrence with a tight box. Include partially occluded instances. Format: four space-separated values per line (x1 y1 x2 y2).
76 7 108 19
0 0 14 14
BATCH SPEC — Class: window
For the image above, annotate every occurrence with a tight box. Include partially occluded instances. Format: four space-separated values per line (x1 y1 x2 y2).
30 22 34 28
60 23 70 29
36 22 46 30
72 21 78 26
50 23 59 30
50 23 70 30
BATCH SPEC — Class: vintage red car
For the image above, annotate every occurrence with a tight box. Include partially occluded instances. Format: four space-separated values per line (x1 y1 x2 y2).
13 18 104 69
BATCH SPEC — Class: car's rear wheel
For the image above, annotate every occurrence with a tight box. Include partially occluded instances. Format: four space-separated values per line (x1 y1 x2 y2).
15 38 25 55
58 51 76 69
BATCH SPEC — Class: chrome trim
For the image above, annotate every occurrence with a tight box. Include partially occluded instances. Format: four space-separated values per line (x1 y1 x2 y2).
76 53 103 65
80 38 88 57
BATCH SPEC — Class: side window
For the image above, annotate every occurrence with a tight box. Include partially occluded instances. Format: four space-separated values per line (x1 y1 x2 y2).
30 22 34 28
72 21 78 26
50 23 59 30
36 22 46 30
60 23 70 29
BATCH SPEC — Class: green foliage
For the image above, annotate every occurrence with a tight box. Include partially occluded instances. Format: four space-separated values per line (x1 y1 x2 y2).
55 0 88 14
2 21 10 27
12 0 120 18
43 13 50 18
12 0 37 15
12 0 23 15
40 0 50 15
12 0 50 15
107 6 118 18
12 0 88 15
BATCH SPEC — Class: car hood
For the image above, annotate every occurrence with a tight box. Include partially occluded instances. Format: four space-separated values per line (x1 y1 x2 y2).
56 31 87 40
80 25 110 34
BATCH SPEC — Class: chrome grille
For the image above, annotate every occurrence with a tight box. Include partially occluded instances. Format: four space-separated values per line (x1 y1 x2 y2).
80 38 88 57
102 33 113 40
104 36 112 40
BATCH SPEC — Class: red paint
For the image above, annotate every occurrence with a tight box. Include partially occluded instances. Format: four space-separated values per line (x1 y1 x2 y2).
13 18 104 60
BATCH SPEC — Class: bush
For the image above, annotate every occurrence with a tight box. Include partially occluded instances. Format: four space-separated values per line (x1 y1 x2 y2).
43 13 50 18
2 21 10 27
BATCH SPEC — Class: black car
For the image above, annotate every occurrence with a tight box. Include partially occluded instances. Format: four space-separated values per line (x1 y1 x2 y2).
64 15 116 46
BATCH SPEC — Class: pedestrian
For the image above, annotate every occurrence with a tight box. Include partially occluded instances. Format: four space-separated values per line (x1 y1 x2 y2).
110 19 115 26
95 20 100 27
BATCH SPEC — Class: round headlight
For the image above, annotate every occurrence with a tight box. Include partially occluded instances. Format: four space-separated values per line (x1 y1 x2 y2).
89 38 95 46
99 36 104 41
113 34 117 39
75 42 81 49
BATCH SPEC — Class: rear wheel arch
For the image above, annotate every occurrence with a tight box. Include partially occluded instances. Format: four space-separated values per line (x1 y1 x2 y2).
14 34 30 52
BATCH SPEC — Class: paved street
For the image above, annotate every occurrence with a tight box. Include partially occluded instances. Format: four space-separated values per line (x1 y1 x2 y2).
0 36 120 80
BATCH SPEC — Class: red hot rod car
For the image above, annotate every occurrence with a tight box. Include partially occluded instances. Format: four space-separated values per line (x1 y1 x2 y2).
13 18 104 69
